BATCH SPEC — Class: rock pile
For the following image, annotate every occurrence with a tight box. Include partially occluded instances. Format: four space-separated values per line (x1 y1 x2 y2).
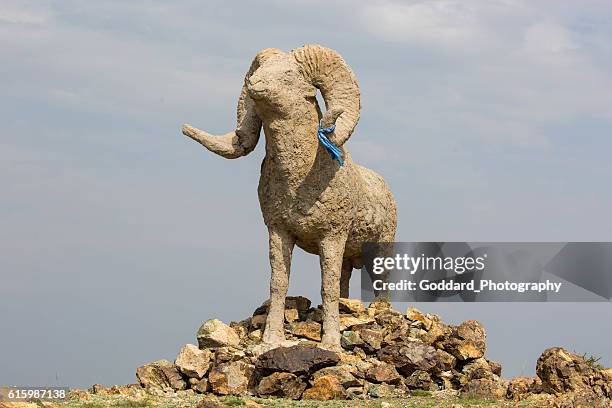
508 347 612 407
135 297 507 400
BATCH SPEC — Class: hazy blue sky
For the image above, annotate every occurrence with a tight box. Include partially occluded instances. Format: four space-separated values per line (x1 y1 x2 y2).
1 0 611 388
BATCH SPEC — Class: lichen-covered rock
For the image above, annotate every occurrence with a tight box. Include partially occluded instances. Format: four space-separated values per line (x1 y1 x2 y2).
339 298 365 314
506 376 541 401
461 378 507 399
367 383 396 398
435 349 457 371
195 395 230 408
367 301 393 316
378 341 440 376
312 365 362 388
288 321 321 341
302 375 346 400
487 359 502 377
536 347 611 401
256 372 307 399
358 327 384 352
459 357 498 386
537 347 591 394
90 384 146 398
213 347 246 364
250 314 267 330
406 307 433 330
256 345 339 375
136 359 186 392
421 320 452 345
175 344 212 379
339 315 375 331
132 300 513 402
189 377 209 393
284 308 299 323
197 319 240 349
365 362 401 384
441 320 486 361
208 360 253 395
341 330 365 349
285 296 312 311
404 370 434 391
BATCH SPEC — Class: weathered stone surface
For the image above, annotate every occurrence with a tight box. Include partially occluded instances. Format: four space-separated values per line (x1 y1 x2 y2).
459 357 498 385
284 308 299 323
90 384 145 397
435 349 457 371
288 321 321 341
136 359 186 392
195 395 230 408
365 362 401 384
254 297 312 315
358 327 384 351
250 314 267 330
302 375 346 400
339 298 365 314
378 341 440 375
256 345 340 375
406 307 433 330
374 311 405 331
367 301 393 316
441 320 487 361
248 329 262 342
257 372 307 399
367 383 395 398
506 376 541 400
441 320 486 361
214 347 246 364
421 321 452 345
339 315 375 331
485 360 502 377
313 365 362 388
285 296 312 311
189 377 209 393
197 319 240 349
404 370 434 390
175 344 212 379
183 43 398 348
208 361 253 395
536 347 611 399
461 378 506 399
341 330 364 349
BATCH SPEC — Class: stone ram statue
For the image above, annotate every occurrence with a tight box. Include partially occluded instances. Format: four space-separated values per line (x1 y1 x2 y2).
182 44 397 349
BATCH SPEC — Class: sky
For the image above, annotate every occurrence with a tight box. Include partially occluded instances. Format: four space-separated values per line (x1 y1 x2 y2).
1 0 611 388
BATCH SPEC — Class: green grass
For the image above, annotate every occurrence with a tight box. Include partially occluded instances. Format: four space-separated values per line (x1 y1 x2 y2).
410 390 431 397
579 352 605 370
54 392 547 408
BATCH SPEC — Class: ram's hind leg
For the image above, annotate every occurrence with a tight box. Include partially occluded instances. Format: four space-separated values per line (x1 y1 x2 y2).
319 234 348 348
263 226 295 346
340 259 352 298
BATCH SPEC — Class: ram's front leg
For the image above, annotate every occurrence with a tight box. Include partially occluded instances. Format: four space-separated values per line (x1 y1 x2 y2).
319 234 348 348
262 226 295 346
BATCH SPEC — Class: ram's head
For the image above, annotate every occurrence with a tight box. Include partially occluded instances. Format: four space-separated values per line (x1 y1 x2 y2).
182 45 361 159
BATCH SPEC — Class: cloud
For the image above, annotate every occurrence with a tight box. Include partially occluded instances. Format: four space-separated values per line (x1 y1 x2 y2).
0 2 52 25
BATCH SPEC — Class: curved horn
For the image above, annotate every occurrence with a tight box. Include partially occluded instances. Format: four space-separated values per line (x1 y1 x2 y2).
291 44 360 146
182 48 282 159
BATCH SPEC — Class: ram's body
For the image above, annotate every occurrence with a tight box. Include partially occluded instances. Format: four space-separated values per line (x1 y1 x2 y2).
182 45 397 348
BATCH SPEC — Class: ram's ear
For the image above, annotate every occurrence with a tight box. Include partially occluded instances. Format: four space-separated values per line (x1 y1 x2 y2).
181 48 283 159
292 44 360 146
